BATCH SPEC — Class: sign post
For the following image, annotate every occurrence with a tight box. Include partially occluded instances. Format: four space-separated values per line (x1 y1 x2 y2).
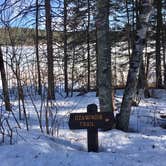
68 104 114 152
87 104 98 152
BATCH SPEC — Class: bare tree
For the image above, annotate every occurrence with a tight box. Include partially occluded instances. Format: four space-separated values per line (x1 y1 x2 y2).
0 46 21 134
155 0 163 88
45 0 55 100
0 46 11 112
63 0 69 97
35 0 42 95
87 0 91 91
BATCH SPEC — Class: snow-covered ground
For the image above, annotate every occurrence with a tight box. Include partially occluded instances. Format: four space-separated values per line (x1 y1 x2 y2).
0 90 166 166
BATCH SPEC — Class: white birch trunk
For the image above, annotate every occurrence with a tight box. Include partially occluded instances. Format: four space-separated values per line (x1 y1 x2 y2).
117 0 153 131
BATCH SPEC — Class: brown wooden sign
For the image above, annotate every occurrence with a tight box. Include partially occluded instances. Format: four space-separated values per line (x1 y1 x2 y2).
68 104 115 152
69 112 114 130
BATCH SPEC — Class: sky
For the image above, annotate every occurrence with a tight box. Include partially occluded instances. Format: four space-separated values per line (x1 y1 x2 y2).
0 0 47 28
0 0 126 30
0 0 34 28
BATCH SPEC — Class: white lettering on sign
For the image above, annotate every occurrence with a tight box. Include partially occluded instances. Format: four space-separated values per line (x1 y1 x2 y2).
80 121 95 127
74 114 103 121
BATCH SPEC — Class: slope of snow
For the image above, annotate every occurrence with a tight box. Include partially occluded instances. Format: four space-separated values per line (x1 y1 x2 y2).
0 90 166 166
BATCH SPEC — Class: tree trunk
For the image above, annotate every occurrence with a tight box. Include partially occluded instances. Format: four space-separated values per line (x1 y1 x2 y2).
87 0 91 91
45 0 55 100
96 0 113 116
145 41 150 78
125 0 131 58
137 36 150 98
117 1 153 131
64 0 69 97
71 30 76 97
137 57 150 98
16 65 29 131
162 14 166 87
155 0 162 88
0 46 11 112
35 0 42 95
163 37 166 87
95 25 99 97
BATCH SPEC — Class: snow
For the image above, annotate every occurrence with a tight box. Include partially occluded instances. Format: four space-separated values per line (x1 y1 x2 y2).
0 90 166 166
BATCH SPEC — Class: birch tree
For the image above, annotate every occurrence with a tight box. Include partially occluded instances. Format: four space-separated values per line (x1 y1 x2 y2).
117 0 153 131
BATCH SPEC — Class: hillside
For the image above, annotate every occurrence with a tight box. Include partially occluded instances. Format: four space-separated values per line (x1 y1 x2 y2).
0 27 61 45
0 27 126 46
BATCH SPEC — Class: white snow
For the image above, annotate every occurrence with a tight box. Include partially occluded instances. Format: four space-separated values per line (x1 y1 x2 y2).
0 90 166 166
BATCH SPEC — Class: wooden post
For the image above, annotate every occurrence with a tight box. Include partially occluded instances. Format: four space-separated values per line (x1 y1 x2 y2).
87 104 98 152
69 104 114 152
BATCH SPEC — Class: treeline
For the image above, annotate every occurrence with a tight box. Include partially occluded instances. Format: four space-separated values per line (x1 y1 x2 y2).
0 27 61 45
0 27 125 45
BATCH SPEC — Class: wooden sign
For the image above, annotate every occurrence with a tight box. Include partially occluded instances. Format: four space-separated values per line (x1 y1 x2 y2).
69 112 114 129
68 104 114 152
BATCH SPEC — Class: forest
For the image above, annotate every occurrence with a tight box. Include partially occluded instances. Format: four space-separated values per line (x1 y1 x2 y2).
0 0 166 165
